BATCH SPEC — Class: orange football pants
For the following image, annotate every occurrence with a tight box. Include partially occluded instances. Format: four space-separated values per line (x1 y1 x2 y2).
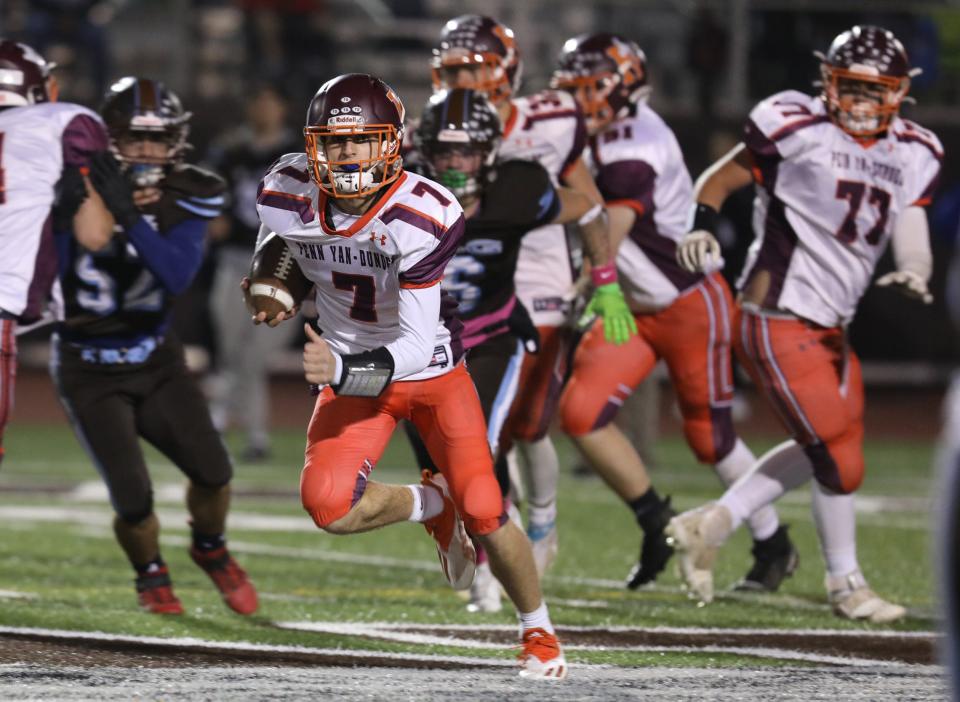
504 324 572 444
301 363 504 535
560 274 737 464
734 306 864 494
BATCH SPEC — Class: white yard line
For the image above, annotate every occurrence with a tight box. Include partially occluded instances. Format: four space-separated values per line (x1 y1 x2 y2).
0 625 515 668
274 621 929 668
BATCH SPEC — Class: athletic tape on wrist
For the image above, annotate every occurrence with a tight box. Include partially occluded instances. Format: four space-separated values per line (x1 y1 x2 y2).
249 283 295 311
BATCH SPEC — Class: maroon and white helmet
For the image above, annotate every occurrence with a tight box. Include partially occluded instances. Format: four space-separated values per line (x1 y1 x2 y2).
551 33 649 135
0 40 57 107
818 25 915 137
304 73 406 199
430 15 521 106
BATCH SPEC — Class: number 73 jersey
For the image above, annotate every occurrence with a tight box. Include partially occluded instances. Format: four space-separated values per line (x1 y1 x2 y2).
257 153 466 381
739 89 942 328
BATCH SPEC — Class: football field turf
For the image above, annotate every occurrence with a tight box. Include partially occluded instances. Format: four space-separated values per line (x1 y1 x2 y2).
0 422 945 698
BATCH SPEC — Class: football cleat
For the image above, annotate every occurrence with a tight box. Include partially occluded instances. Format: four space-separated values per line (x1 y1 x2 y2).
135 566 184 615
625 498 676 589
421 470 477 590
527 520 559 578
734 525 800 592
664 502 733 604
466 559 502 613
190 546 259 615
518 628 568 680
826 570 906 623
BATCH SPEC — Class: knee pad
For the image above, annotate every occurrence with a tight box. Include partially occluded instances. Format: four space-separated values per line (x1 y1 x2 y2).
115 495 154 526
300 459 372 529
559 391 613 437
683 407 736 465
461 472 504 536
804 439 864 494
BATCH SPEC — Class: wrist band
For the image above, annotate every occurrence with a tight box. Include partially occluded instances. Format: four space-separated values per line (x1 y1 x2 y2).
578 203 604 226
591 263 618 286
333 347 395 397
692 203 719 234
249 283 295 311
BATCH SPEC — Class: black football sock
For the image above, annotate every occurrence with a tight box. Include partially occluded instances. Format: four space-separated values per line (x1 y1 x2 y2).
134 556 167 576
191 530 226 553
627 488 667 532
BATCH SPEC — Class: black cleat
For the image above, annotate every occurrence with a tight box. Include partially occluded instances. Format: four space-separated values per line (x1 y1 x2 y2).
734 525 799 592
625 497 676 589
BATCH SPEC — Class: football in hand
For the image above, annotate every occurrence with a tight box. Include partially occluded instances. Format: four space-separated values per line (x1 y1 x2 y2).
246 233 313 321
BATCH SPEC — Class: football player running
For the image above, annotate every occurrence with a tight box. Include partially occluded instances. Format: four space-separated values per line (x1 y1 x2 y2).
0 40 114 466
667 25 938 621
50 77 258 617
430 14 635 592
256 73 566 679
405 88 611 613
551 34 796 594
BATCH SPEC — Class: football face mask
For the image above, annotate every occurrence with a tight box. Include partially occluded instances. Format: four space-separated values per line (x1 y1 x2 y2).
822 68 908 137
425 144 486 201
305 126 402 199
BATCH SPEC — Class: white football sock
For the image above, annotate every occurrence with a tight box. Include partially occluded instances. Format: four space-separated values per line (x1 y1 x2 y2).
718 439 813 532
517 437 559 513
811 479 859 579
406 484 443 523
714 438 780 541
518 600 554 634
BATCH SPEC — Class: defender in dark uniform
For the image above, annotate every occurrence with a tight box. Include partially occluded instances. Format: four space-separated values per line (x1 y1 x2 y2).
50 77 258 616
406 88 609 612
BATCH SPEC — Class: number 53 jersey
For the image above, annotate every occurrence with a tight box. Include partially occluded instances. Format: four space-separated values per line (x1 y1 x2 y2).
739 89 942 328
257 153 466 381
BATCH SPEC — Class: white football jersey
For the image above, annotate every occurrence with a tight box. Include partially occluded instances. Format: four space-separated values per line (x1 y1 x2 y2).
739 90 942 327
501 90 587 326
257 154 465 382
0 102 106 320
585 103 701 310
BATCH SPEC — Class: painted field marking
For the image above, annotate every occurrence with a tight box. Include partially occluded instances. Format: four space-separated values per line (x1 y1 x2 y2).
275 620 933 669
0 625 515 669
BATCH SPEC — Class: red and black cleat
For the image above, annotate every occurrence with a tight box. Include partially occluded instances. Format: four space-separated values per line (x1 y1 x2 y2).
135 566 184 615
190 546 258 615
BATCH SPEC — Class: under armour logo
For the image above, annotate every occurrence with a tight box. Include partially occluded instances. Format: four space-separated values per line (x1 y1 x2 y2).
370 232 387 246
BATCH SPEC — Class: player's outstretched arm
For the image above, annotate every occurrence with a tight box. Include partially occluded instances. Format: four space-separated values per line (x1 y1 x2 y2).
677 143 754 273
875 206 934 304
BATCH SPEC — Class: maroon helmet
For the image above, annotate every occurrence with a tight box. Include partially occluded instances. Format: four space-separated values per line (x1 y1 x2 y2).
551 33 649 135
0 40 56 107
304 73 406 199
818 25 913 137
430 15 521 106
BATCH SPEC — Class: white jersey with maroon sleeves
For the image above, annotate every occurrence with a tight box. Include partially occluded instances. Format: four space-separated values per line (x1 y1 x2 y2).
0 102 107 320
257 153 465 382
739 89 942 328
501 90 587 326
586 103 701 310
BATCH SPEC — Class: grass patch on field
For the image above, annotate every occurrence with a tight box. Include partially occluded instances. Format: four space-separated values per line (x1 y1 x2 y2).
0 421 939 668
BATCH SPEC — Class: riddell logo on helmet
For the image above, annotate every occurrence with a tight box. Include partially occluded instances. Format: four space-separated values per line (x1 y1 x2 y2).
328 115 364 126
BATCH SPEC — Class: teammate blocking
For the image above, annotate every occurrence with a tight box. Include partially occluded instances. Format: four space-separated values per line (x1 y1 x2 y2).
550 33 796 594
256 73 567 679
667 25 938 621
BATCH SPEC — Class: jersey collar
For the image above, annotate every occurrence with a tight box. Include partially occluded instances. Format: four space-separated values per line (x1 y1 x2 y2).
318 171 408 237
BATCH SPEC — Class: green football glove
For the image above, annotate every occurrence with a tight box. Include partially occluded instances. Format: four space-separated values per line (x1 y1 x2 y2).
583 282 637 345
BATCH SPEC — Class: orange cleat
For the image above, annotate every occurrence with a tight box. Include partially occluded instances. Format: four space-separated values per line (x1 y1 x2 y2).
135 566 184 615
421 470 476 590
190 546 259 615
518 628 568 680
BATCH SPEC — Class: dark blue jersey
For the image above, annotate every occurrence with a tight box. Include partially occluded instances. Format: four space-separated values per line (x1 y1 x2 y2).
56 164 224 346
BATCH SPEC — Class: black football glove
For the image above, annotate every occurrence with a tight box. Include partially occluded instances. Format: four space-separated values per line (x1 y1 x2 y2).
88 150 140 230
51 165 89 231
507 300 540 354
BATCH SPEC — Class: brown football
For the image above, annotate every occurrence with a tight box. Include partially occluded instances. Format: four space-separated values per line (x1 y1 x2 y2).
246 232 313 321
